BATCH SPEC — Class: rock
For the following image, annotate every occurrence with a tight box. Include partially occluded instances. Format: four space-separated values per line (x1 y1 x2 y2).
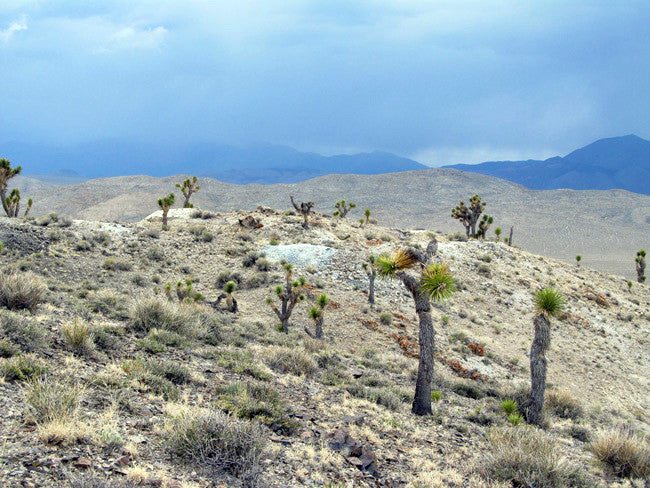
238 215 263 229
73 457 92 469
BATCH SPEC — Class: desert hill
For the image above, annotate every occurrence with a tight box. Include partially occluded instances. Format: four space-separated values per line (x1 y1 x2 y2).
0 209 648 487
445 135 650 195
12 169 650 278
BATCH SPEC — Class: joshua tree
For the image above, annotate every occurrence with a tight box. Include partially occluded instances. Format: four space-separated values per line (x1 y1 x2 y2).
376 242 456 415
222 281 238 312
476 215 494 239
4 189 32 218
627 280 633 293
576 255 582 267
333 200 356 218
525 288 564 426
451 194 486 238
364 209 371 225
164 279 203 303
157 193 175 230
0 158 22 217
361 255 377 305
508 226 514 247
175 176 200 208
636 250 646 283
306 293 330 339
266 263 306 332
290 196 314 229
494 227 502 242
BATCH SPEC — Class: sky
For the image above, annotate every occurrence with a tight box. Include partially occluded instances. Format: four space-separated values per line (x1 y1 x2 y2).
1 1 649 166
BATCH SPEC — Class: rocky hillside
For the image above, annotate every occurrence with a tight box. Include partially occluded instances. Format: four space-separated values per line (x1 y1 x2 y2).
0 209 648 488
11 170 650 279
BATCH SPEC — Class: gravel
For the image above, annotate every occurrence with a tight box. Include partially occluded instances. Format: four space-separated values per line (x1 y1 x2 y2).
261 243 337 269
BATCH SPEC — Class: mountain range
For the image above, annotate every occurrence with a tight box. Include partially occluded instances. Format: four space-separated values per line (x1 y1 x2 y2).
445 134 650 195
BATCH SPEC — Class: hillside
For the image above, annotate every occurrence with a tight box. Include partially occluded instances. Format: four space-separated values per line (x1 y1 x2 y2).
0 210 648 487
1 141 426 184
445 135 650 195
12 170 650 279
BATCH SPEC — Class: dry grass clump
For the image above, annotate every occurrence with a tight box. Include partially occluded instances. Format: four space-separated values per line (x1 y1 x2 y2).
0 271 46 311
261 345 317 376
545 388 584 420
0 310 48 352
478 427 591 487
164 404 266 487
0 353 48 381
66 472 140 488
88 289 129 320
589 427 650 479
62 319 94 356
23 377 88 444
129 296 199 336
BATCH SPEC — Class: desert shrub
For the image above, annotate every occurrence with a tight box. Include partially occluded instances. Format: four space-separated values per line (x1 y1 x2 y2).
215 271 242 288
242 252 259 268
477 263 491 277
131 274 147 287
0 354 47 381
191 210 217 219
262 346 316 376
91 232 111 246
545 388 583 419
164 406 266 486
345 382 407 410
61 319 94 356
146 359 191 384
0 271 46 311
431 391 442 402
478 427 591 487
216 349 271 381
256 258 270 272
379 312 393 325
0 338 18 357
129 296 198 336
142 228 160 239
244 273 267 289
75 240 92 251
215 381 299 435
23 377 83 424
566 424 591 442
102 258 132 271
121 358 179 400
448 232 468 242
0 310 47 352
88 289 129 320
590 427 649 478
146 247 165 262
92 325 123 351
66 472 139 488
452 382 485 400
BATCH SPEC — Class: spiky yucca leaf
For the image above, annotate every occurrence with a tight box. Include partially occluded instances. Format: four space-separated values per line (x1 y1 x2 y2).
375 248 420 278
224 281 236 294
308 306 321 320
420 263 456 302
534 288 564 318
316 293 330 308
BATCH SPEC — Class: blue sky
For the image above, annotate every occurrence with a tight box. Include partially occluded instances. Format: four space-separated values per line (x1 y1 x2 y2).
1 1 649 165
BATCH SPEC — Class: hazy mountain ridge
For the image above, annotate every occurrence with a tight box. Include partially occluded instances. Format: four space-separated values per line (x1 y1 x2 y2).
445 135 650 195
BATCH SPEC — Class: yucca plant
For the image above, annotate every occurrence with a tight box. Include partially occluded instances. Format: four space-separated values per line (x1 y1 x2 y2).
306 293 330 339
266 264 306 332
175 176 200 208
290 196 314 229
361 255 377 305
364 209 371 225
224 281 237 312
576 255 582 266
375 238 454 416
157 193 175 230
0 158 21 218
333 200 355 218
4 189 33 218
525 288 564 425
636 250 646 283
501 399 518 415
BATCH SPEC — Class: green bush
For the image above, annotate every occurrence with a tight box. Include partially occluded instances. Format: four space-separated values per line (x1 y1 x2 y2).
0 354 48 381
0 310 48 352
501 399 518 415
545 389 583 420
61 319 94 356
129 296 198 336
23 377 83 424
379 312 393 325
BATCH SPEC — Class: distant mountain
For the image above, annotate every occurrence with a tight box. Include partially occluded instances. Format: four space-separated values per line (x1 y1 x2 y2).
444 135 650 195
0 140 427 184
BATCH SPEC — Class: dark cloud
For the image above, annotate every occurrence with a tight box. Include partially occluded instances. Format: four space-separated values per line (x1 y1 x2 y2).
0 1 648 165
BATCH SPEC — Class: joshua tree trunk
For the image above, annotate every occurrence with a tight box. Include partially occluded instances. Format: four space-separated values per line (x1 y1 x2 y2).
637 259 646 283
162 210 169 229
527 313 551 425
1 188 8 217
508 226 514 247
368 273 375 305
397 271 434 416
290 196 314 230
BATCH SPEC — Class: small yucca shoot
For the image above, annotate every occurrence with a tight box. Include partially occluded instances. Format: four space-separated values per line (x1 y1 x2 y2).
501 399 518 415
576 255 582 266
507 413 523 426
224 281 236 309
420 263 456 302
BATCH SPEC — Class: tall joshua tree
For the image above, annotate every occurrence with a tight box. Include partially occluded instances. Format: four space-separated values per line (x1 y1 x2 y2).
158 193 175 230
266 263 306 332
333 200 356 218
175 176 200 208
376 242 456 415
525 288 564 426
290 196 314 229
5 189 32 218
451 194 491 238
636 250 646 283
361 255 377 305
306 293 330 339
476 215 493 239
0 158 22 217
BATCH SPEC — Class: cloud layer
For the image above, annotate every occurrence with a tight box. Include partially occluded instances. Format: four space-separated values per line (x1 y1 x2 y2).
1 1 648 165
